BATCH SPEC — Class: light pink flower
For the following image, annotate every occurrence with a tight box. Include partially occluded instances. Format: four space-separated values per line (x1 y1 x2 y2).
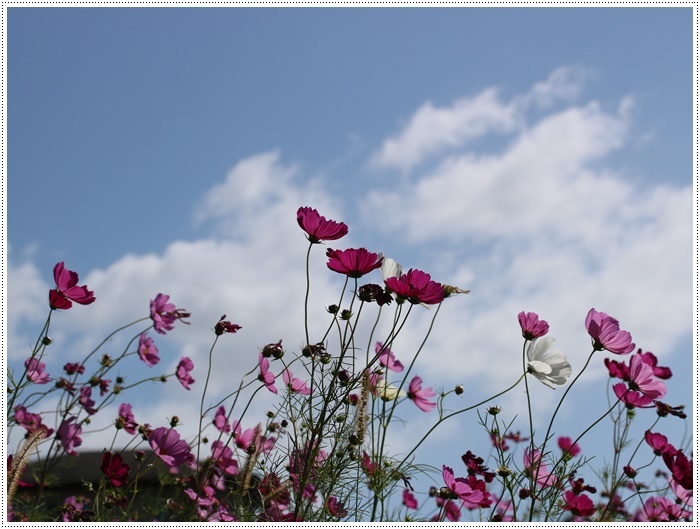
376 342 404 372
585 308 635 355
24 358 50 384
211 441 239 476
14 406 54 438
258 353 277 394
214 406 231 433
407 376 436 412
57 416 83 456
326 247 383 278
518 311 549 340
137 334 160 367
149 427 191 467
79 386 97 415
48 262 96 310
150 293 190 335
282 369 310 395
297 206 348 244
176 357 195 390
523 448 557 488
442 465 484 507
629 353 666 400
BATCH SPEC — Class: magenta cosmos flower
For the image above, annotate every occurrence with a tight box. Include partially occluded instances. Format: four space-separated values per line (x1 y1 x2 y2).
282 369 310 395
101 452 130 487
49 262 96 310
558 436 581 457
149 427 192 467
24 358 50 384
258 353 277 394
585 308 635 354
518 311 549 340
407 376 436 412
117 403 138 435
176 357 195 390
138 334 160 367
57 416 83 456
297 206 348 244
150 293 190 335
376 342 404 372
384 268 444 305
442 465 484 507
628 353 667 400
326 247 383 278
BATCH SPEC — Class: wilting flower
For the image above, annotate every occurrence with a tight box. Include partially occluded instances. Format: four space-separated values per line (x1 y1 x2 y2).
48 262 96 310
585 308 635 355
376 342 404 372
628 354 666 400
525 337 572 389
297 206 348 244
64 362 85 375
57 417 83 456
176 357 195 390
137 334 160 367
384 268 444 305
24 358 50 384
258 353 277 394
214 315 242 336
407 376 436 412
558 436 581 457
101 452 130 487
282 369 310 395
149 427 191 467
150 293 190 335
442 465 485 507
357 283 393 306
117 404 138 435
518 311 549 340
326 247 383 278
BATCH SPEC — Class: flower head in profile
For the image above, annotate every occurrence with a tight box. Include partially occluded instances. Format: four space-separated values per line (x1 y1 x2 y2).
176 357 195 390
214 406 231 434
563 490 596 517
258 353 277 394
558 436 581 457
628 353 666 400
326 247 383 278
14 406 54 438
117 403 138 435
137 334 160 367
403 489 418 509
442 465 485 507
518 311 549 340
79 386 97 415
149 427 191 467
376 342 404 372
384 268 444 305
585 308 635 355
526 337 572 389
24 358 50 384
282 369 310 395
150 293 190 335
57 416 83 456
49 262 96 310
374 378 406 401
297 206 348 244
101 452 130 487
523 448 557 488
407 376 436 412
214 315 242 336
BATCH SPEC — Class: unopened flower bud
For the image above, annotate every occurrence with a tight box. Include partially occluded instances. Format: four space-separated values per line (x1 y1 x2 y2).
100 355 112 367
327 304 339 314
281 419 288 428
116 376 124 384
42 336 53 346
429 486 437 497
490 514 504 522
135 451 145 460
319 352 331 364
266 411 274 419
170 416 179 427
497 465 512 478
340 309 352 320
623 465 637 478
246 444 256 455
519 488 531 499
455 384 464 396
160 375 167 383
336 370 350 385
488 406 501 416
115 417 125 430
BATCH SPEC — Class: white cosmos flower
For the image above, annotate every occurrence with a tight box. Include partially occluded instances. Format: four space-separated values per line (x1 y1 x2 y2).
375 379 406 401
380 257 403 281
526 337 572 389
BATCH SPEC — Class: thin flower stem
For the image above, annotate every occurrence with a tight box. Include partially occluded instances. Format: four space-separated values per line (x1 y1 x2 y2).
197 334 220 464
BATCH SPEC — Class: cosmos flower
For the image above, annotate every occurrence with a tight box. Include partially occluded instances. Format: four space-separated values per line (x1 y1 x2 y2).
282 369 310 395
525 337 572 389
176 357 195 390
442 465 485 507
518 311 549 340
49 262 96 310
258 353 277 394
326 247 383 278
101 452 130 487
376 342 404 372
297 206 348 244
585 308 635 355
57 417 83 456
150 293 190 335
407 376 436 412
137 334 160 367
24 358 50 384
149 427 191 467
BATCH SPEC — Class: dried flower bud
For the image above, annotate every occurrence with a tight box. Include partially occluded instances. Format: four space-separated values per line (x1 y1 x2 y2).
281 419 288 428
266 411 274 419
443 284 470 297
262 339 284 358
100 355 112 367
519 488 531 499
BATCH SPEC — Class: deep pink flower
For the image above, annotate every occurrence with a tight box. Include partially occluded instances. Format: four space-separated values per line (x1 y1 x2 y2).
14 406 54 438
442 465 484 507
376 342 404 372
214 314 242 336
150 293 190 335
558 436 581 457
258 353 277 394
79 386 97 415
644 430 677 456
433 498 461 522
101 452 130 487
214 406 231 434
57 416 83 456
461 451 495 483
663 450 692 491
604 358 629 380
326 247 383 278
63 362 84 375
518 311 549 340
297 206 348 244
585 308 635 354
326 496 348 518
176 357 195 390
563 490 596 517
613 382 653 408
138 334 160 367
407 376 436 412
24 358 50 384
628 354 666 400
48 262 96 310
282 369 310 395
149 427 191 467
403 489 418 509
384 268 444 305
211 441 239 476
635 496 691 522
638 350 672 379
117 403 138 435
523 448 557 488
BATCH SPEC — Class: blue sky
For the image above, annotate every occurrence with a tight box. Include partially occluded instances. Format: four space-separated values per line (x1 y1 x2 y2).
7 7 694 518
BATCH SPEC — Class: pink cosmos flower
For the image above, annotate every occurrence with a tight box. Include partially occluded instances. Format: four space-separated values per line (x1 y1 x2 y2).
137 334 160 367
433 498 461 522
518 311 549 340
403 489 418 509
297 206 348 244
233 423 275 454
282 369 310 395
557 436 581 457
585 308 635 355
376 342 404 372
14 406 54 438
441 465 484 507
628 354 666 400
326 247 383 278
635 496 691 522
79 386 97 415
604 358 629 380
613 382 653 408
384 268 444 305
211 441 239 476
639 350 672 379
523 448 557 488
258 353 277 394
150 293 190 335
644 430 676 456
663 449 693 491
24 358 50 384
48 262 96 310
326 496 348 518
101 452 130 487
214 406 231 433
117 403 138 435
57 416 83 456
407 376 436 412
176 357 195 390
64 362 85 375
149 427 191 467
563 490 596 517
